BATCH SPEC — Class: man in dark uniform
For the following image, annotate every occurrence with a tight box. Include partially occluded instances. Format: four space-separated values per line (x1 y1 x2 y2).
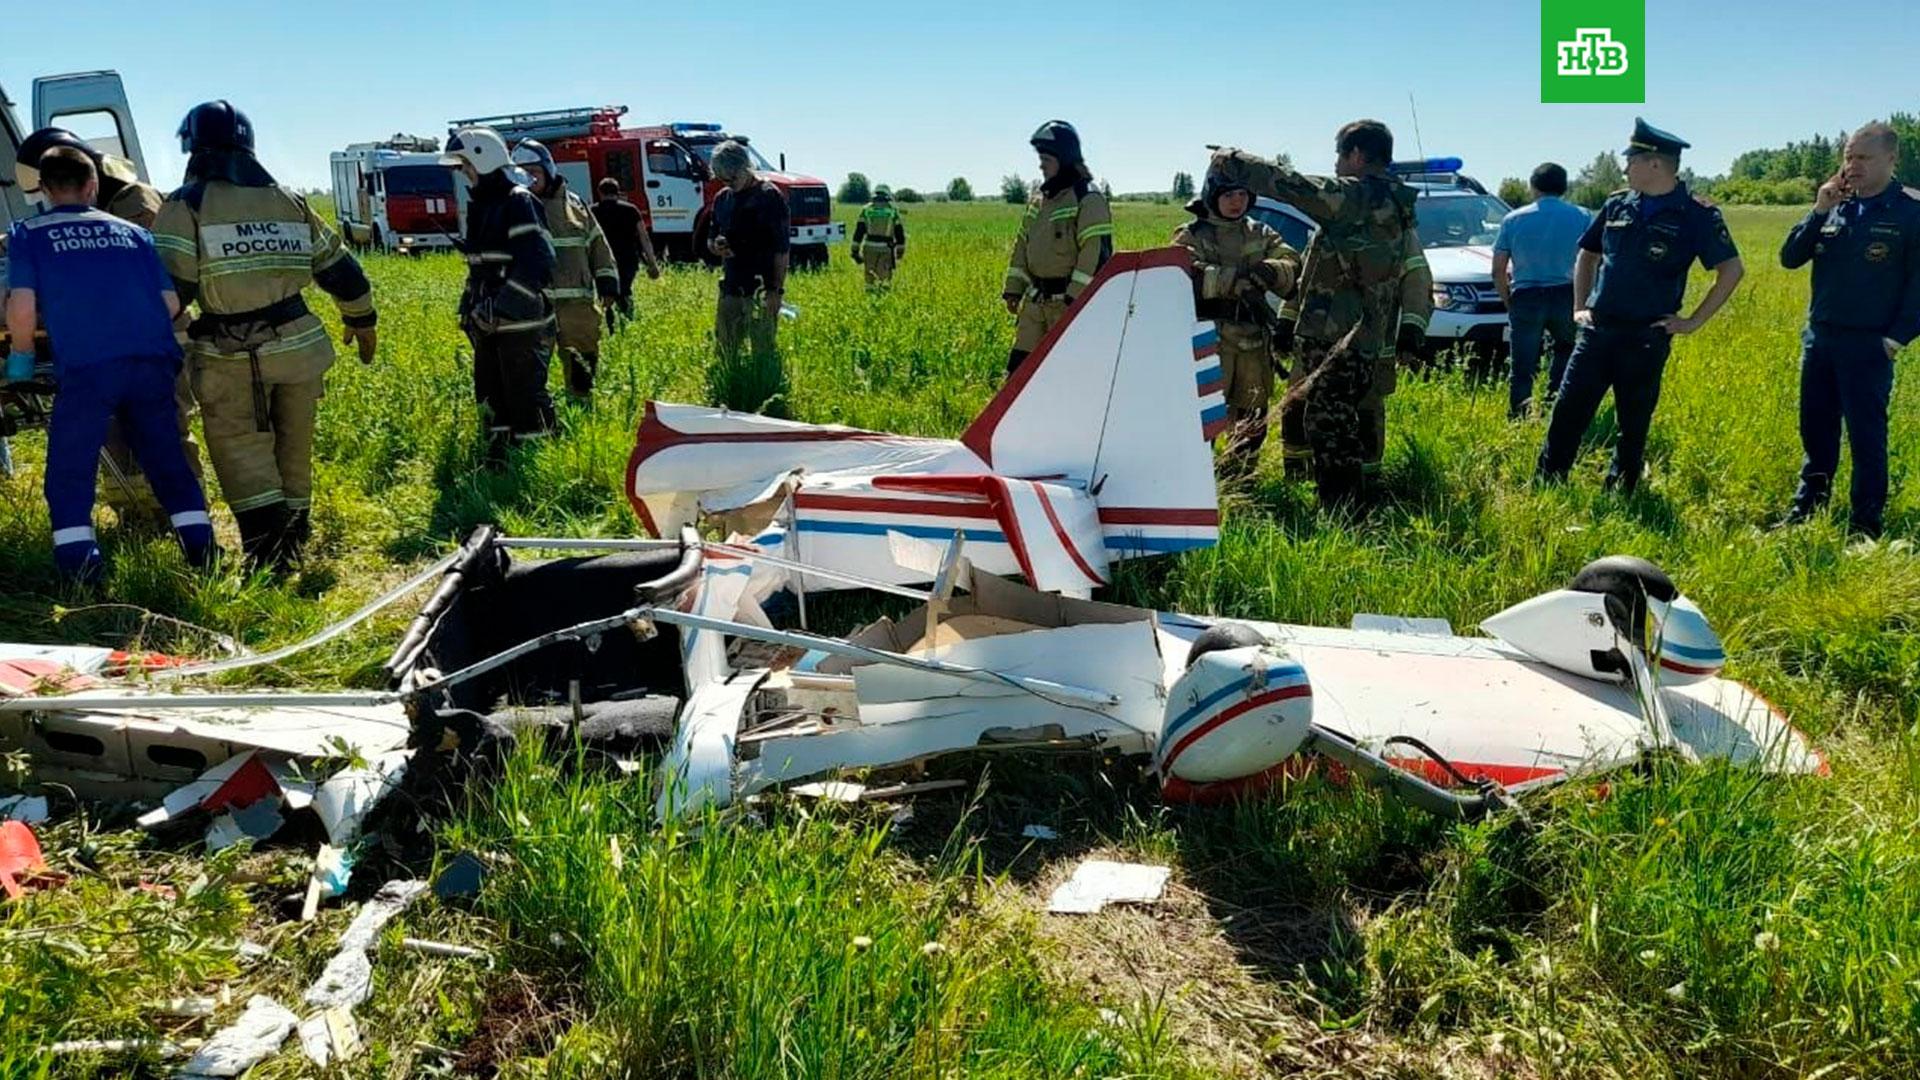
1776 121 1920 539
591 177 660 326
707 140 791 417
440 126 558 465
1536 119 1745 493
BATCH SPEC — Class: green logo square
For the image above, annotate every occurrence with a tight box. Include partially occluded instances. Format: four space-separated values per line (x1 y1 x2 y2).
1542 0 1645 103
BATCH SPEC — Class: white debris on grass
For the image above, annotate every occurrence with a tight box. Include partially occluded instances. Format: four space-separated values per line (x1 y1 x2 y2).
178 995 298 1077
1046 859 1171 915
790 780 866 802
303 879 428 1010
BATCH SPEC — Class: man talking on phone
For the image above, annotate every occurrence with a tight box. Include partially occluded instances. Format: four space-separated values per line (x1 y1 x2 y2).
1776 121 1920 540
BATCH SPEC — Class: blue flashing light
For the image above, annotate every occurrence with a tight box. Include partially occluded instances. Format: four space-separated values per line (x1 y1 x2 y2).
670 122 724 133
1390 157 1464 175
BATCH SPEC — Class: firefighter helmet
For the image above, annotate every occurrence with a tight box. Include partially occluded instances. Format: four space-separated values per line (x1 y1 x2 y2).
178 100 255 155
509 139 558 180
440 127 513 176
873 186 892 202
1029 120 1083 166
15 127 99 192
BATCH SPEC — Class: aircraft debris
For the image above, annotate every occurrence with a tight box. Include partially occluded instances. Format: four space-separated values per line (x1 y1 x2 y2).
1022 824 1060 841
179 995 298 1078
1047 859 1171 914
0 794 48 824
400 937 492 962
0 820 54 899
296 1006 361 1068
433 852 487 901
304 879 428 1011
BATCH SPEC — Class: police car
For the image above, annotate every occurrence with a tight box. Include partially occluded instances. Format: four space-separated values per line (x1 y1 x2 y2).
1249 157 1512 362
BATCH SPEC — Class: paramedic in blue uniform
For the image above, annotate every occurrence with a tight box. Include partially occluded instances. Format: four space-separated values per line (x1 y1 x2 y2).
3 146 215 583
1776 121 1920 540
1536 119 1745 493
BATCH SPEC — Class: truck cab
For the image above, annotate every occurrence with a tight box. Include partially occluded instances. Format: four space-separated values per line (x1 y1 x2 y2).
330 138 460 253
3 71 149 233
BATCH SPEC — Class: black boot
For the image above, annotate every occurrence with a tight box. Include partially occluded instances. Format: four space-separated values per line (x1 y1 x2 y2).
233 503 289 571
274 507 311 571
484 426 512 470
565 352 598 400
1314 462 1367 515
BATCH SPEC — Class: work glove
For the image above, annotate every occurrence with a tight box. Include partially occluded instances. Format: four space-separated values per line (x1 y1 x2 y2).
1272 321 1296 354
596 277 620 302
1395 323 1425 357
851 247 863 264
1003 293 1022 316
341 324 377 365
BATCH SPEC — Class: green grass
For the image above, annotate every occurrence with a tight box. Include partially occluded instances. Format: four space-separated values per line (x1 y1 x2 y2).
2 202 1917 1077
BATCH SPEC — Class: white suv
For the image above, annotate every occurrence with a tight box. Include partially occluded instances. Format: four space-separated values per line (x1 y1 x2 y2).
1248 160 1511 364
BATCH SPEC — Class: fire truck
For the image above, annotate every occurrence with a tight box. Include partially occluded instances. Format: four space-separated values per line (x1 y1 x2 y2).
329 136 461 253
447 107 844 268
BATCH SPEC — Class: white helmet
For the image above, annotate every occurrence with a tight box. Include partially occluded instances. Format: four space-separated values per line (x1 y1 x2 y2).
440 127 511 175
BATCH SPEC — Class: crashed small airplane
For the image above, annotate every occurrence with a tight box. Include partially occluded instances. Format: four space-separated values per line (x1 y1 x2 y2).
625 249 1226 596
0 248 1825 834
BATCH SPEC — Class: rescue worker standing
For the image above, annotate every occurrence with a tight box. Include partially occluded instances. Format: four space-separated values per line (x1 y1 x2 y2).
512 141 620 400
5 146 215 583
1776 121 1919 539
152 101 377 570
851 187 906 286
591 177 661 325
1536 120 1744 494
707 140 791 417
1003 121 1113 373
441 127 558 463
16 127 201 522
1210 121 1431 507
1172 166 1300 476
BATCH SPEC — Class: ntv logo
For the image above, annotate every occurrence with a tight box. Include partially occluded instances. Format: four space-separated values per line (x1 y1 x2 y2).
1556 28 1629 77
1541 1 1644 103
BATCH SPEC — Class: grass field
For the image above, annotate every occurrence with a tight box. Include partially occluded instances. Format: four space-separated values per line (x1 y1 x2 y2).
2 200 1917 1078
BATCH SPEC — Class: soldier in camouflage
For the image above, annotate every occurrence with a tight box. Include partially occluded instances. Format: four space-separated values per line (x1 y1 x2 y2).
1171 165 1300 477
1211 120 1432 507
1002 120 1113 372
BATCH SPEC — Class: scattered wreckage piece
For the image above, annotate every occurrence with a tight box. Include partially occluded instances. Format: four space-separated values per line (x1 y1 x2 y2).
1047 859 1172 914
304 878 429 1011
179 995 298 1078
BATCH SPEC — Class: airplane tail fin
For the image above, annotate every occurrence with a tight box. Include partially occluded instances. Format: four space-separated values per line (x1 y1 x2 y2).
960 248 1221 558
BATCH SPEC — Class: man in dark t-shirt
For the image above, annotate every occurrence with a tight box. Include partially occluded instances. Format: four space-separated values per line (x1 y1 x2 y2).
590 177 660 323
706 141 790 416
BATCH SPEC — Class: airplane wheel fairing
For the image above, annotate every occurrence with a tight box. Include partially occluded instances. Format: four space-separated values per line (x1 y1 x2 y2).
1157 643 1312 786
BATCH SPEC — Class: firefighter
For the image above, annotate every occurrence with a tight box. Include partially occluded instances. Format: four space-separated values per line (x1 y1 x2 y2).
6 146 215 583
152 101 378 570
1210 120 1432 509
441 126 558 462
706 140 791 416
851 187 906 286
511 140 620 400
1002 121 1113 373
1172 165 1300 478
16 127 202 525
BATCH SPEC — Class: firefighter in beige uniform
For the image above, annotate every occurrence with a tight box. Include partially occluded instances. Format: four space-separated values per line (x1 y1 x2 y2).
1002 120 1113 372
152 101 377 569
14 128 201 521
1172 165 1300 474
511 140 619 399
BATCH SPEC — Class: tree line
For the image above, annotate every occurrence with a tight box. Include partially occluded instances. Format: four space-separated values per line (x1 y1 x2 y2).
1498 112 1920 208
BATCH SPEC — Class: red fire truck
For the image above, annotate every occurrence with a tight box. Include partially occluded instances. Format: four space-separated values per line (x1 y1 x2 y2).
447 107 844 267
329 136 461 253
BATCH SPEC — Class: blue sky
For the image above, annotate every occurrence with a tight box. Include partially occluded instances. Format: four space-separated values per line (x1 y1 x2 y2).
6 2 1912 195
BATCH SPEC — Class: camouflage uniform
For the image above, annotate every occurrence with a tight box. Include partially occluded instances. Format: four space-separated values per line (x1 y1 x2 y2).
153 182 376 563
1171 199 1299 472
1002 182 1112 369
851 196 906 285
536 177 619 398
1211 149 1432 502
